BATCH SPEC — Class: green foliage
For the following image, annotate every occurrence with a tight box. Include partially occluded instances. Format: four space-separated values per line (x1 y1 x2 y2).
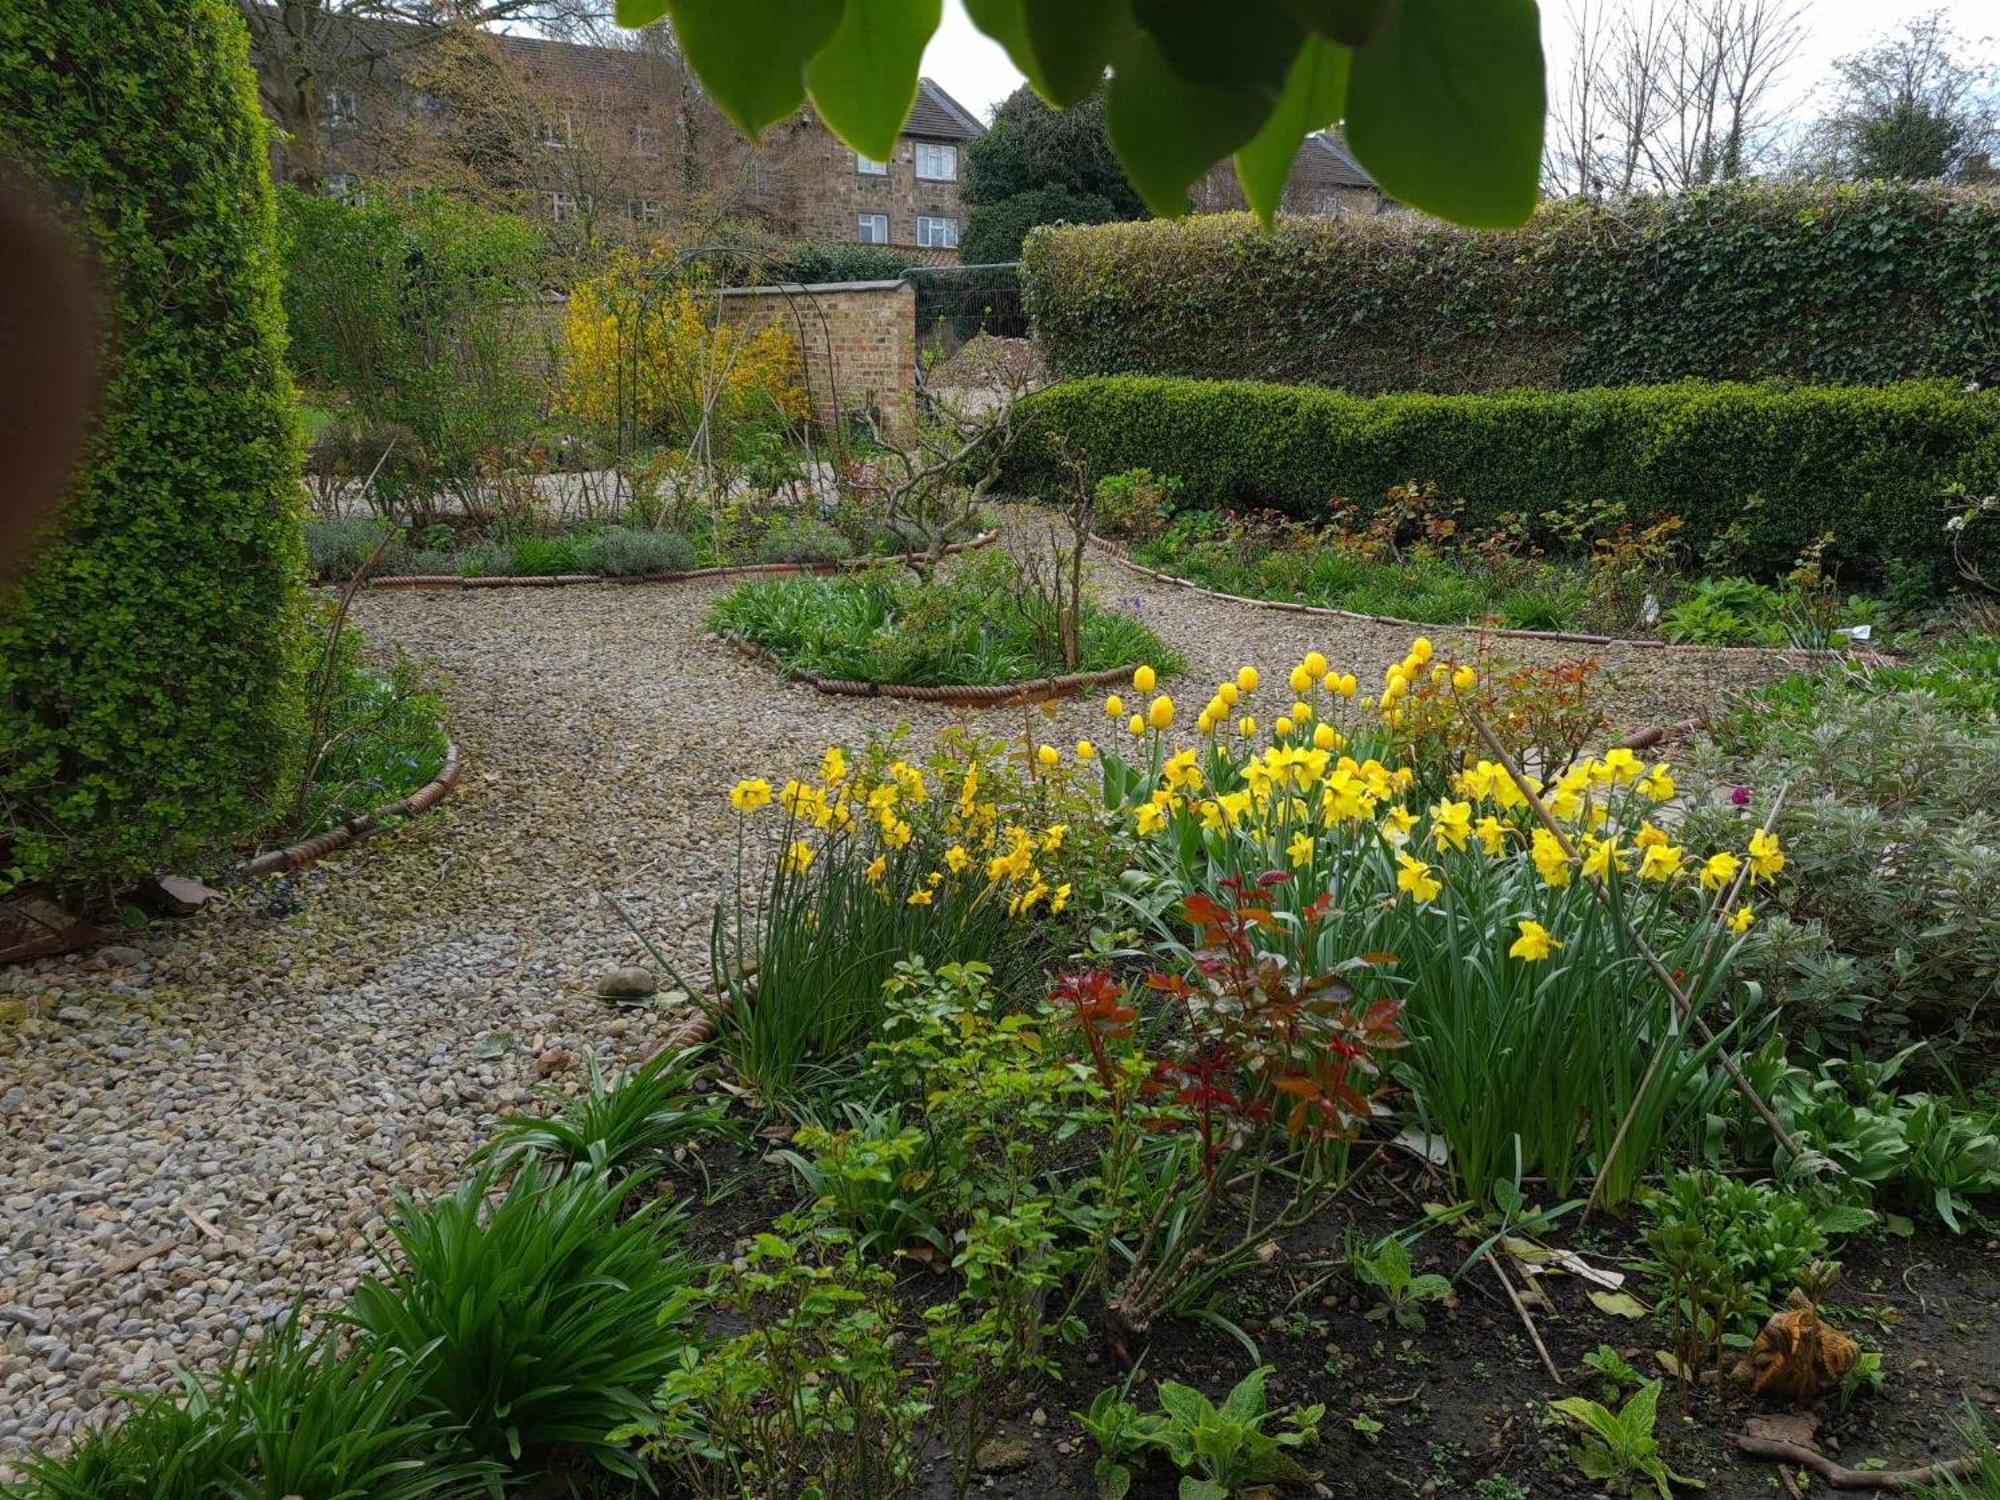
963 87 1143 263
1077 1367 1322 1500
1345 1233 1452 1330
625 0 1544 228
707 554 1185 686
1006 373 2000 582
1916 1407 2000 1500
277 188 544 511
765 239 919 283
291 627 448 837
1093 467 1181 541
1683 661 2000 1061
347 1163 697 1484
581 525 699 577
0 0 309 888
1581 1345 1647 1405
1024 183 2000 391
1548 1381 1704 1500
774 1101 950 1256
2 1316 492 1500
478 1046 739 1178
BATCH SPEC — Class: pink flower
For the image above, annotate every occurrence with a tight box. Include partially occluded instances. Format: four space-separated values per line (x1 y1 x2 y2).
1731 786 1751 807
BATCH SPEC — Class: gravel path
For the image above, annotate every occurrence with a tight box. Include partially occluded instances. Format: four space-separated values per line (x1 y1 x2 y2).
0 527 1778 1469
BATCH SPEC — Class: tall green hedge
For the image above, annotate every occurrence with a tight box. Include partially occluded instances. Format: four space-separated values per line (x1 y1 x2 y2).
0 0 308 887
1024 184 2000 393
1005 375 2000 582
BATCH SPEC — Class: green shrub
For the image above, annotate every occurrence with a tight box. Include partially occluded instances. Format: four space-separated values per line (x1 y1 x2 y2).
504 535 583 576
304 516 401 582
348 1163 697 1483
0 0 310 889
1005 375 2000 581
477 1046 739 1178
290 627 448 838
1025 184 2000 393
584 526 696 577
755 514 854 566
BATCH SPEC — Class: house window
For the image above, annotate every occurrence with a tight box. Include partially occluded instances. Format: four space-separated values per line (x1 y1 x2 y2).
629 198 664 227
548 191 588 222
538 111 572 148
324 88 356 129
632 121 657 156
324 173 355 201
857 212 890 245
913 141 957 180
916 215 959 249
856 151 889 176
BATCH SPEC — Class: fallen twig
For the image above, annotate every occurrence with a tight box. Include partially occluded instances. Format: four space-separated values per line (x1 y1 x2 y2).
1487 1251 1562 1385
101 1237 177 1276
1735 1435 1979 1490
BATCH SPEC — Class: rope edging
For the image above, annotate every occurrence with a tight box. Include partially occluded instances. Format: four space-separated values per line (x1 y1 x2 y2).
720 630 1139 708
238 739 463 880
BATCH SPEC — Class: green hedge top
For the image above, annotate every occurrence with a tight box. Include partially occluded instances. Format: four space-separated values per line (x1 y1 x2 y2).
1023 183 2000 394
1004 374 2000 583
0 0 309 886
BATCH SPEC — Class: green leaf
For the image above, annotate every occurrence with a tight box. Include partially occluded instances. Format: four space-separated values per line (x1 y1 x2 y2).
1219 1365 1271 1423
1106 27 1275 214
1344 0 1544 227
1005 0 1131 108
1282 0 1397 44
1234 34 1350 224
664 0 845 137
807 0 942 163
1131 0 1303 97
614 0 668 27
1179 1480 1230 1500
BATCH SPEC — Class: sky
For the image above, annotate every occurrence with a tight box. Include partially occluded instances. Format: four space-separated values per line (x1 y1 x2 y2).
917 0 2000 127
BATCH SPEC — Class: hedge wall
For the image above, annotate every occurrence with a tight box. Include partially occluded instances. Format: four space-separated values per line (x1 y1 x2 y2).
0 0 309 887
1023 184 2000 394
1005 376 2000 582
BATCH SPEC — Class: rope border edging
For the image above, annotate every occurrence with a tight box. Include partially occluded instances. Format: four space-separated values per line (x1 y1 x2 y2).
349 531 1000 592
721 631 1139 707
238 739 463 880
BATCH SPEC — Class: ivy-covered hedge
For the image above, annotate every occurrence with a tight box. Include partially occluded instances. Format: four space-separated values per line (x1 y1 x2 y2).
0 0 308 886
1005 375 2000 582
1024 184 2000 394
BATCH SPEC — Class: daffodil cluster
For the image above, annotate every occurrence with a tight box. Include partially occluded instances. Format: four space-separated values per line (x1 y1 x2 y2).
1098 647 1782 966
727 732 1078 920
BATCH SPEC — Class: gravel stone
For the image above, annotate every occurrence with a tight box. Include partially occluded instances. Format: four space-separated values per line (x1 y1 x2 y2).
0 520 1776 1473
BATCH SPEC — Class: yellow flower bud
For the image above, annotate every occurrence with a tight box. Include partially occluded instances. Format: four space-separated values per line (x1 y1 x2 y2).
1105 693 1124 718
1236 666 1259 693
1303 650 1328 678
1133 664 1157 694
1127 713 1145 737
1075 739 1096 759
1237 715 1256 739
1275 716 1294 737
1291 701 1312 723
1313 722 1339 751
1147 694 1175 731
1451 665 1478 692
1288 665 1313 696
1036 744 1060 768
1219 681 1240 708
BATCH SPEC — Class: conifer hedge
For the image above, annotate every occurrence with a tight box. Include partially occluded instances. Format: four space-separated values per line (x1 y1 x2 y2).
0 0 308 887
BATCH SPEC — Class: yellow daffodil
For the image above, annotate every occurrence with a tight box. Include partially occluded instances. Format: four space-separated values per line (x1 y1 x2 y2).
1163 748 1202 791
907 888 933 906
1287 830 1315 868
1395 850 1442 904
1633 822 1668 850
782 839 815 875
1747 829 1786 882
1581 835 1630 881
1509 919 1560 962
1135 802 1167 836
1638 842 1685 883
729 778 773 814
1133 664 1157 693
883 819 913 849
1380 804 1417 847
1430 798 1473 852
1042 824 1068 853
945 845 970 873
1036 743 1060 768
1531 828 1573 887
1051 883 1072 914
1700 850 1742 892
1728 904 1755 933
1474 815 1508 856
1599 747 1643 785
820 747 848 784
1638 763 1677 802
864 855 887 884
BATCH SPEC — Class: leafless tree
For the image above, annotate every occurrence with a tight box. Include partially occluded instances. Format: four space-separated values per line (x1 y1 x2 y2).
1546 0 1804 197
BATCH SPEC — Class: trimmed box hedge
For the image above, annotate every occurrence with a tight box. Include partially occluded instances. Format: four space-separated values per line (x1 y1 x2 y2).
1004 375 2000 583
1023 184 2000 394
0 0 309 886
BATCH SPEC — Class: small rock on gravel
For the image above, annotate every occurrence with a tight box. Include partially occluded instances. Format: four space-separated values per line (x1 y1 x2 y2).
595 965 659 1001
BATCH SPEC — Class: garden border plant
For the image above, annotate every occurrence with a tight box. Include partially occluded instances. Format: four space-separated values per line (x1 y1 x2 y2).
1093 533 1898 663
719 634 1145 708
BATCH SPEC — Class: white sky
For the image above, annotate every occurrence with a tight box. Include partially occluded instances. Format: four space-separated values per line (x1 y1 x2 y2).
919 0 1999 127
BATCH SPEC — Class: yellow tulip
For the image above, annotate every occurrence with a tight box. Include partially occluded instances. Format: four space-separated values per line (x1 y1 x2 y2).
1133 664 1157 693
1147 695 1175 731
1236 665 1259 693
1105 693 1124 718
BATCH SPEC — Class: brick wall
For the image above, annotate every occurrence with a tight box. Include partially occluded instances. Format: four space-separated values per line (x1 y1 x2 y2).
721 279 917 439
